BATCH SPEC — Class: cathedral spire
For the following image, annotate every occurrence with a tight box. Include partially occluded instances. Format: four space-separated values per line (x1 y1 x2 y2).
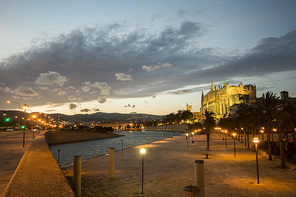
211 83 215 91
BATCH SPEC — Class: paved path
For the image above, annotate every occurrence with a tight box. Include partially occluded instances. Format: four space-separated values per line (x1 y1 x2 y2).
0 131 37 196
63 133 296 197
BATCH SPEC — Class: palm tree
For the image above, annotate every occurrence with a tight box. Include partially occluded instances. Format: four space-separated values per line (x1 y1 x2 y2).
257 91 280 160
203 109 216 151
234 103 254 148
275 109 290 168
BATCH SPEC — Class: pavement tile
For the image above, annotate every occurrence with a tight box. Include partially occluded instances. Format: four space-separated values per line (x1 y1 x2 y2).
63 133 296 197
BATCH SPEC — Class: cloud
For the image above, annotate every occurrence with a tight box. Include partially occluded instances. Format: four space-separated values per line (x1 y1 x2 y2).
114 90 128 95
92 108 100 112
80 108 91 112
115 73 133 81
188 30 296 82
0 20 295 110
97 97 107 103
69 103 78 110
142 62 172 72
5 86 38 97
168 89 191 95
35 71 67 86
82 81 111 96
124 104 135 108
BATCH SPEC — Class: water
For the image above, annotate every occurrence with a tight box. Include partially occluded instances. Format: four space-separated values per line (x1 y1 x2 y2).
50 130 179 167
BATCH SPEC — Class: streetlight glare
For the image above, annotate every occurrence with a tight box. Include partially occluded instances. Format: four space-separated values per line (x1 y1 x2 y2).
22 104 29 110
6 100 11 104
232 133 237 137
140 148 146 155
253 137 259 144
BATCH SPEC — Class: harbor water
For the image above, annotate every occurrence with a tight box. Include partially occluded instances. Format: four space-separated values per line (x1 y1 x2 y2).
50 130 180 166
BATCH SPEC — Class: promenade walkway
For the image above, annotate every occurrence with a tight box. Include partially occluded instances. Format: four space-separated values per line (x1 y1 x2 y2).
63 133 296 197
0 131 35 196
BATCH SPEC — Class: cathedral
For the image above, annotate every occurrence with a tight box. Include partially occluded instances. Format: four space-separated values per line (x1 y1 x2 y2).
201 82 256 118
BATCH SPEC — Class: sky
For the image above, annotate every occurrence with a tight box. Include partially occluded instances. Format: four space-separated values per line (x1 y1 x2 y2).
0 0 296 115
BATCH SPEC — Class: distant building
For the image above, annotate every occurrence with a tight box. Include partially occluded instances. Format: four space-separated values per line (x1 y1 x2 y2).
185 103 202 121
201 82 256 119
280 91 296 105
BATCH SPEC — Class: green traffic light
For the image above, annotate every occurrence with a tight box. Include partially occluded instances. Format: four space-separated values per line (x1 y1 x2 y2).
5 118 10 122
21 126 25 129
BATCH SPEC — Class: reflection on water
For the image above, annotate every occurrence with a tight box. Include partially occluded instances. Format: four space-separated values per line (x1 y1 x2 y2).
50 130 179 166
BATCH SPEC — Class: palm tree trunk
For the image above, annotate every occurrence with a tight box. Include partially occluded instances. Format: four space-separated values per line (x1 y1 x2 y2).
279 128 286 168
207 129 210 151
244 130 246 147
267 124 272 160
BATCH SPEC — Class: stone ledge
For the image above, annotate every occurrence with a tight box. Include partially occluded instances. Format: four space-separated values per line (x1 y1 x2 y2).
3 131 75 197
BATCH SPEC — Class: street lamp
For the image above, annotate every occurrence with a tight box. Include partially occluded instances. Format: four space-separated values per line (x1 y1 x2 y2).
22 104 29 148
7 100 21 132
232 133 237 157
140 148 146 194
186 133 189 149
191 132 194 143
253 137 260 184
225 130 228 147
260 130 264 140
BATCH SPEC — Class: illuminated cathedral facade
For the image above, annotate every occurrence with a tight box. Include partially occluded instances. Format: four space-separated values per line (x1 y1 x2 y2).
201 82 256 118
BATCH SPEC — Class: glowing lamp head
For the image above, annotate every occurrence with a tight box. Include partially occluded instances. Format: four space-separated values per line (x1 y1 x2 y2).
140 148 146 155
22 104 29 110
253 137 259 144
260 130 264 133
232 133 237 137
7 100 11 104
186 133 189 136
225 130 228 134
191 132 194 135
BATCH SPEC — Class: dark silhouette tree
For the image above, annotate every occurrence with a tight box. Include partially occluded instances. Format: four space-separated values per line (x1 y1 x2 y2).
257 91 280 160
203 109 216 151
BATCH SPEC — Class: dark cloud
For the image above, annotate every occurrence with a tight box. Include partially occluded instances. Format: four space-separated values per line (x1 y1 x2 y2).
92 108 100 112
97 97 107 104
188 30 296 83
80 108 91 112
124 104 135 108
0 20 295 109
69 103 78 110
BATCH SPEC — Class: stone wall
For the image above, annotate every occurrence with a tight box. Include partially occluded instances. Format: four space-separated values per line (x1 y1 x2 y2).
45 130 120 145
3 132 75 197
146 124 188 132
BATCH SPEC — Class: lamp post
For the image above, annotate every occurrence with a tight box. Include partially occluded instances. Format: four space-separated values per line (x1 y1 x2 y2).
186 133 189 149
232 133 237 157
260 130 264 140
253 137 260 184
7 100 21 132
140 148 146 194
225 130 228 147
222 130 224 141
22 104 29 148
32 115 37 139
192 132 194 143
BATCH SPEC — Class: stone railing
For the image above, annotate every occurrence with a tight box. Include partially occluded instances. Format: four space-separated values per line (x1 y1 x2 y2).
3 131 75 197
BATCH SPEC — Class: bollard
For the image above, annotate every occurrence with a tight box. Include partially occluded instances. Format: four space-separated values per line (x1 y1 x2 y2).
74 155 81 197
183 185 199 197
109 147 115 180
195 160 205 197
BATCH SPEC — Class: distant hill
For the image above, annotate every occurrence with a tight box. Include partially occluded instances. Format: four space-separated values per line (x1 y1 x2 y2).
0 110 164 123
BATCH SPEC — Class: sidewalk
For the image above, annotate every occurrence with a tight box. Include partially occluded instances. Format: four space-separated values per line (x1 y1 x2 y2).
63 133 296 197
0 132 36 196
